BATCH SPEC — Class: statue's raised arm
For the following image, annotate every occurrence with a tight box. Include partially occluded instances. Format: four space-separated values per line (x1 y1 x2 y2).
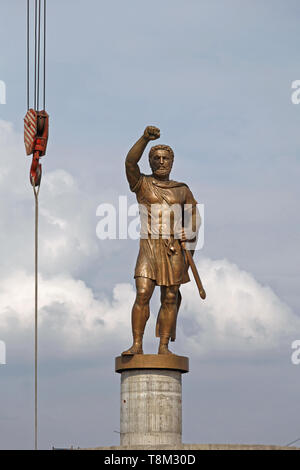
125 126 160 191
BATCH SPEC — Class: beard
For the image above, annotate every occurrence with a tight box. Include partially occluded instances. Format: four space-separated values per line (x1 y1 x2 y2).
152 168 171 179
150 164 173 178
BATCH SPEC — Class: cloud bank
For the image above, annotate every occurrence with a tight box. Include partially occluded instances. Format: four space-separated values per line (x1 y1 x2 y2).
0 259 298 363
180 257 300 356
0 120 299 365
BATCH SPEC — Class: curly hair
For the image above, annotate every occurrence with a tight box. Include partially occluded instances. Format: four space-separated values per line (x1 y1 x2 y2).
149 144 174 161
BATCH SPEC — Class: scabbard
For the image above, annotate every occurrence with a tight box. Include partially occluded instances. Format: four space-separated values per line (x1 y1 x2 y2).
181 241 206 300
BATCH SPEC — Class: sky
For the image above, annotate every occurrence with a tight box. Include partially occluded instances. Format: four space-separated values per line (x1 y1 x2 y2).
0 0 300 450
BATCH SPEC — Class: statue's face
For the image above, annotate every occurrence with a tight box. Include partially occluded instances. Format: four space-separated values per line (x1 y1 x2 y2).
150 150 173 178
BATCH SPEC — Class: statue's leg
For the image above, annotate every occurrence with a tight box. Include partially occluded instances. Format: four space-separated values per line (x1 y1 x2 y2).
122 277 155 355
158 284 180 355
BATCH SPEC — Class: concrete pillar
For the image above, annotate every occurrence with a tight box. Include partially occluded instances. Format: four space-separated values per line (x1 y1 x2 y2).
115 354 189 447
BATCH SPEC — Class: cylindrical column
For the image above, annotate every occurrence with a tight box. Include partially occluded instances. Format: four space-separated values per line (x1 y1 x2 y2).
115 354 189 447
120 369 182 446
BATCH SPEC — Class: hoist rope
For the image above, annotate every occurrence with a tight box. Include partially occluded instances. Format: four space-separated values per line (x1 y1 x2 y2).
27 0 46 111
34 0 37 110
27 0 29 111
26 0 47 450
43 0 46 110
37 0 41 111
32 180 40 451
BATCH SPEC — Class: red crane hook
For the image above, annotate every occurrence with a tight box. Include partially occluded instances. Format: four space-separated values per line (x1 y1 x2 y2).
24 109 49 186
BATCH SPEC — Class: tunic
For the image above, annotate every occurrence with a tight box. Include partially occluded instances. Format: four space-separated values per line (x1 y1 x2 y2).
129 173 199 287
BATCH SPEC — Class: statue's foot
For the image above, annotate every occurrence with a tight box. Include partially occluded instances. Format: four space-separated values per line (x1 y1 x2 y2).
158 344 174 355
122 343 143 356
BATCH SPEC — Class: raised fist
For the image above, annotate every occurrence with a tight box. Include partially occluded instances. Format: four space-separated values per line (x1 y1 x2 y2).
143 126 160 141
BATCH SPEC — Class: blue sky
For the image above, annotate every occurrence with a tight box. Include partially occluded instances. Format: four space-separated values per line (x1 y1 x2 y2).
0 0 300 450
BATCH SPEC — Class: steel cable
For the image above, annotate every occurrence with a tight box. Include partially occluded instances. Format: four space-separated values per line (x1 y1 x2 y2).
43 0 46 110
32 180 40 451
37 0 41 110
27 0 29 110
27 0 47 449
34 0 37 110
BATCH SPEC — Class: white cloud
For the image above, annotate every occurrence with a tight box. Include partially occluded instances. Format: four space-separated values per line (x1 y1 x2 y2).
0 120 115 279
0 269 135 359
0 257 298 363
179 257 300 355
0 120 298 363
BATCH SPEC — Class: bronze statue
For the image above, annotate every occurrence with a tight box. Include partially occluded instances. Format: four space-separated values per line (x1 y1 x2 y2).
122 126 204 356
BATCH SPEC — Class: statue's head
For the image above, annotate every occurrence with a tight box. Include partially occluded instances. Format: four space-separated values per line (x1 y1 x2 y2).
149 145 174 179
